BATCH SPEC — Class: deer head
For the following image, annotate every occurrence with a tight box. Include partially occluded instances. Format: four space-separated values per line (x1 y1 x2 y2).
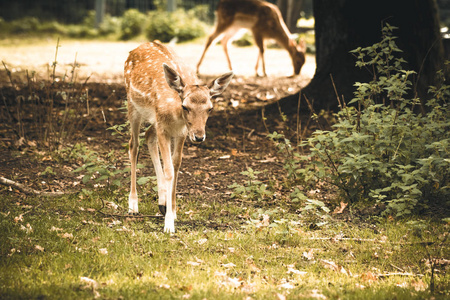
163 63 233 143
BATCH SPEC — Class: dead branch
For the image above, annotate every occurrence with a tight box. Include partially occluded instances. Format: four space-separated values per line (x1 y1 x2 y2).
376 272 424 278
96 198 163 219
308 237 446 246
0 176 65 197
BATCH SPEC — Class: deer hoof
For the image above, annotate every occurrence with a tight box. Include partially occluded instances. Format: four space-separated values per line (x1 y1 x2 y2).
159 205 166 216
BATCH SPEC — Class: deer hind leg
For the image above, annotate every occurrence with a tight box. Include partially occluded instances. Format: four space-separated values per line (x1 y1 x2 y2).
128 112 141 214
197 31 221 74
145 125 166 216
171 135 186 220
155 130 175 233
252 31 267 77
197 21 231 74
221 27 239 71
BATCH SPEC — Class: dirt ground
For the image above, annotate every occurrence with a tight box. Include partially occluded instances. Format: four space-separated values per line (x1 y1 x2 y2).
0 40 317 205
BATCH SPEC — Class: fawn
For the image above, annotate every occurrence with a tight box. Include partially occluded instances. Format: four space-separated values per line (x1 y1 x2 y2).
196 0 306 77
125 42 233 232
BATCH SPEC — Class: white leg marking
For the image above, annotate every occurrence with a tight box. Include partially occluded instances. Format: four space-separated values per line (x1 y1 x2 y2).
128 193 139 213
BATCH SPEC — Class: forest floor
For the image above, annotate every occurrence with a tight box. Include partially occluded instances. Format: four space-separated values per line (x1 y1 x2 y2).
0 39 317 206
0 39 448 299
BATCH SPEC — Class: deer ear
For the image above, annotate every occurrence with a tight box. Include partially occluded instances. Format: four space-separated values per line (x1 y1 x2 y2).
163 63 185 94
208 71 234 97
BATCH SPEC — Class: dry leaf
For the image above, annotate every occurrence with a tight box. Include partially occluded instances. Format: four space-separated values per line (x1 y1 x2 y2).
310 289 327 299
355 283 365 289
287 267 307 276
159 284 170 289
197 238 207 245
14 214 24 223
99 248 108 255
221 262 236 268
276 293 287 300
302 249 315 261
256 214 270 228
360 271 377 283
80 277 99 289
35 245 44 252
411 279 427 291
59 232 74 239
333 201 348 214
187 261 201 267
278 282 295 289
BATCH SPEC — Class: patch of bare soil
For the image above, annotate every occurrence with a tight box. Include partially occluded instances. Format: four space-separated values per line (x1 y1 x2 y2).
0 42 318 208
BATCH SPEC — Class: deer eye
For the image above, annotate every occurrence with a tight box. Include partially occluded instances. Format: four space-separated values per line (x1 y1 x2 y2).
182 105 189 113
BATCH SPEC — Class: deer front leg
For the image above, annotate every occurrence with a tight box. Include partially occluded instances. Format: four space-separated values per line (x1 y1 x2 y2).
145 126 166 216
128 115 141 214
157 132 175 233
171 135 186 220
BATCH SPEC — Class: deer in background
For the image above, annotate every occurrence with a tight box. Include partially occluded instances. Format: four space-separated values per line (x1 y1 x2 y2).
196 0 306 77
125 42 233 233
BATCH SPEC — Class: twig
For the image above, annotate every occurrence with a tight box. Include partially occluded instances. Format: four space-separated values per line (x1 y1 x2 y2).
96 198 163 219
308 236 447 246
376 272 423 278
296 91 301 146
0 176 66 197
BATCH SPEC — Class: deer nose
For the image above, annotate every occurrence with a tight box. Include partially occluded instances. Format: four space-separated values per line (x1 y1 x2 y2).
193 134 205 143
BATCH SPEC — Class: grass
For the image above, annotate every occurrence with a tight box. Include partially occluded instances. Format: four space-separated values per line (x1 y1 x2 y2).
0 189 448 299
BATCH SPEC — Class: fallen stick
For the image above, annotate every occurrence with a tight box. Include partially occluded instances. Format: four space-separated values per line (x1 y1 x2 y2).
96 198 163 219
376 272 424 278
0 176 65 197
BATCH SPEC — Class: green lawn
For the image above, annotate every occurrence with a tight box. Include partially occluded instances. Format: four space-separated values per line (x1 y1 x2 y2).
0 190 448 299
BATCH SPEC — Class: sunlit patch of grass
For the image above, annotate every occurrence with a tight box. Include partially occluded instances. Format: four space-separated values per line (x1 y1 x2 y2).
0 191 448 299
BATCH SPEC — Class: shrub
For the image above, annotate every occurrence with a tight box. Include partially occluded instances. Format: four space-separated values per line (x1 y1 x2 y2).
280 24 449 216
9 17 40 34
145 9 206 43
120 9 146 40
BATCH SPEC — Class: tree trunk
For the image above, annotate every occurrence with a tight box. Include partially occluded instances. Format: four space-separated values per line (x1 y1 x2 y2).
274 0 444 112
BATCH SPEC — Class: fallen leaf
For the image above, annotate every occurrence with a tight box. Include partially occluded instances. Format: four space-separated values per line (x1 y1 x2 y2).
310 289 327 299
221 262 236 268
320 259 349 276
159 284 170 289
276 293 287 300
187 261 201 267
35 245 44 252
411 279 427 291
59 232 74 239
355 283 365 289
99 248 108 255
105 201 118 210
302 248 315 261
197 238 207 245
360 271 377 283
333 201 348 214
14 214 24 223
80 277 99 289
278 282 295 289
256 214 270 228
287 267 307 276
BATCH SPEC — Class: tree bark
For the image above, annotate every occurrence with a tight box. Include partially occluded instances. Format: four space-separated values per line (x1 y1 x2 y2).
274 0 444 112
